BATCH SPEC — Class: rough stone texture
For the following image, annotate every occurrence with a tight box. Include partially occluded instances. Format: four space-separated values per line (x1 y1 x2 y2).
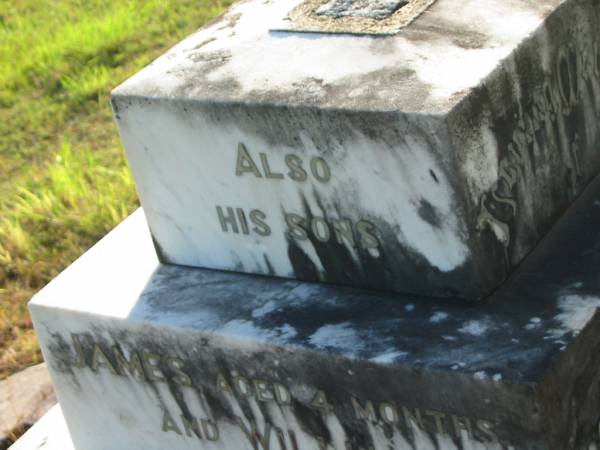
0 364 56 450
315 0 408 19
279 0 436 34
112 0 600 301
9 406 73 450
29 173 600 449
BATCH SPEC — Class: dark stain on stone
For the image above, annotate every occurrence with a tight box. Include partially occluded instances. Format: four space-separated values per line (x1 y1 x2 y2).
417 199 441 228
150 232 172 264
291 398 331 444
263 254 276 275
429 169 439 183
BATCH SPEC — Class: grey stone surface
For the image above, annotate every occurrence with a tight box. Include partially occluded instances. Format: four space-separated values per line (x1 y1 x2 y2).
0 364 56 450
29 173 600 449
315 0 408 19
112 0 600 300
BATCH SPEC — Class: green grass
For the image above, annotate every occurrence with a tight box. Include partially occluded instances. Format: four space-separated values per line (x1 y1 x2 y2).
0 0 232 380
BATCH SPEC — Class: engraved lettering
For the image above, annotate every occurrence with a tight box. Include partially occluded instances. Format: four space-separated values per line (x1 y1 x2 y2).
142 352 166 382
168 358 192 387
236 143 262 178
233 374 253 397
311 217 331 242
162 409 182 435
202 419 220 441
310 390 331 412
90 344 117 374
289 430 300 450
476 419 498 442
237 208 250 235
260 153 284 179
285 213 308 240
452 415 473 439
351 397 377 421
310 157 331 183
250 209 271 236
216 206 239 234
402 406 425 430
332 218 355 246
275 427 287 450
71 334 87 368
237 417 272 450
274 383 292 405
285 154 308 182
425 410 447 435
356 220 379 249
182 415 202 438
254 379 274 402
216 374 233 393
113 346 145 381
379 402 399 424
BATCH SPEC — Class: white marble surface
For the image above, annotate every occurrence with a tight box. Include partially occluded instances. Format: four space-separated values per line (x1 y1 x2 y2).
28 203 600 449
111 0 600 299
9 406 73 450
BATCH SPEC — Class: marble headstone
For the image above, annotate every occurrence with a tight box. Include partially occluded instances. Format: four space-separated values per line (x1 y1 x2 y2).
111 0 600 300
30 171 600 450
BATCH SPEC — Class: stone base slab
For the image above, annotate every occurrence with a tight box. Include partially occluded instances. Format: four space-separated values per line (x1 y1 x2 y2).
9 406 73 450
29 175 600 450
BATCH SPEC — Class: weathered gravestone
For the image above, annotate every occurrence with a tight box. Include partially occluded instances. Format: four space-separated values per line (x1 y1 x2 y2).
110 0 600 300
28 0 600 449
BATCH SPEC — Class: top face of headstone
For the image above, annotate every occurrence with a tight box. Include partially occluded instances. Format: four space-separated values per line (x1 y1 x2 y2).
113 0 563 113
112 0 600 300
